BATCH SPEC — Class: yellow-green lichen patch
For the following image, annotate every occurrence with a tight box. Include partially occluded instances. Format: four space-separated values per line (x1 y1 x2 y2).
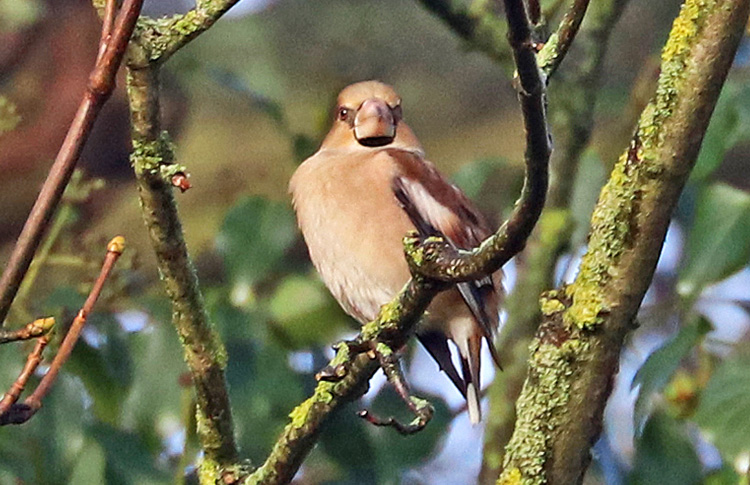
500 337 583 485
565 0 714 330
130 131 187 181
540 294 566 316
289 397 316 428
197 456 222 485
497 467 522 485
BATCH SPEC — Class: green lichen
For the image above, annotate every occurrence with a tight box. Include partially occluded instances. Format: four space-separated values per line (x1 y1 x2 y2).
135 10 204 62
375 342 393 357
497 467 522 485
289 397 315 428
540 295 565 316
564 0 714 330
499 337 584 484
130 130 187 181
198 456 222 484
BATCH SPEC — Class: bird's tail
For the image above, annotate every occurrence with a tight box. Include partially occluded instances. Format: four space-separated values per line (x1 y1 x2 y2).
460 334 483 425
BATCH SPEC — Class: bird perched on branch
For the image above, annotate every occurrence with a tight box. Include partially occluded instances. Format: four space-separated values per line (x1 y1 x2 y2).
290 80 502 424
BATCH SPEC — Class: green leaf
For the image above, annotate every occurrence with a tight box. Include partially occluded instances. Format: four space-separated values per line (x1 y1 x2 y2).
68 439 106 485
119 313 186 454
677 183 750 298
67 314 133 424
632 317 712 435
217 197 297 289
268 275 350 348
451 158 501 200
690 84 741 182
694 350 750 461
627 412 702 485
89 423 169 485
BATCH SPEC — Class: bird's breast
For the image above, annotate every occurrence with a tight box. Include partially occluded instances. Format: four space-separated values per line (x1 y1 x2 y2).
290 149 415 322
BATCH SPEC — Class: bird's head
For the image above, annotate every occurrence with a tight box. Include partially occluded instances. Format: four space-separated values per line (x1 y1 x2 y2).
321 81 422 152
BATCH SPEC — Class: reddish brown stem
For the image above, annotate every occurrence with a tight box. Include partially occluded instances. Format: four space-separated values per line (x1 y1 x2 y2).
0 335 51 416
97 0 118 62
0 0 143 327
0 237 125 425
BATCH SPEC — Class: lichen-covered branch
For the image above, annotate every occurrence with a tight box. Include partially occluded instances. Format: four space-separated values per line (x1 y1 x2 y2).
125 65 239 478
120 2 246 481
246 277 442 484
498 1 749 483
537 0 591 77
127 0 242 68
481 0 628 480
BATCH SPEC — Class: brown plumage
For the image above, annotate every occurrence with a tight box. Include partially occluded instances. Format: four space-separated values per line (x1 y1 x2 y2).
289 80 502 424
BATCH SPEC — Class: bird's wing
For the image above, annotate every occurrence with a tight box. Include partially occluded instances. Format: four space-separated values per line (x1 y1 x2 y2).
388 149 502 368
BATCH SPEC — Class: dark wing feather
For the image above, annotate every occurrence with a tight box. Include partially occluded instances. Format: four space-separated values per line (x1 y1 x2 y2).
417 332 467 397
389 149 502 369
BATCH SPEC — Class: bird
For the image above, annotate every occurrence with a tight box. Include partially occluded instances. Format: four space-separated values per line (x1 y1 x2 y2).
289 80 502 424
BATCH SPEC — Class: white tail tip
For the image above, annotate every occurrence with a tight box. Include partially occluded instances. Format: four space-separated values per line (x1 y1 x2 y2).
467 382 481 424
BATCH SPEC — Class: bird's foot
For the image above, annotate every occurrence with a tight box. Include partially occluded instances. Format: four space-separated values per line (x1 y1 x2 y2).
314 363 347 382
357 400 433 435
356 341 433 434
315 338 378 382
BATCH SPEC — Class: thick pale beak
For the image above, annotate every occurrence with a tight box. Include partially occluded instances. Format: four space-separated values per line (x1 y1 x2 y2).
354 98 396 146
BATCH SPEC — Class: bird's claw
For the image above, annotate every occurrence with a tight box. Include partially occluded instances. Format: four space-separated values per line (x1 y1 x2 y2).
315 363 347 382
357 400 433 435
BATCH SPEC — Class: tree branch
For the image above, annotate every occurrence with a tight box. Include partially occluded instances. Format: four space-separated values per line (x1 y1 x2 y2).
498 1 750 482
127 0 242 68
0 317 54 344
480 0 629 480
0 0 144 327
0 237 125 426
125 64 240 476
537 0 591 77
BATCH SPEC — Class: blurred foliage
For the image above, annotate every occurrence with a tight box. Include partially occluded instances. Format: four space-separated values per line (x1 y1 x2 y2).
1 0 750 484
627 412 702 485
631 317 712 436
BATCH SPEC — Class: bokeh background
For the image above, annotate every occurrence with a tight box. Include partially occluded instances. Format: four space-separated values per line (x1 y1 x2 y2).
1 0 750 483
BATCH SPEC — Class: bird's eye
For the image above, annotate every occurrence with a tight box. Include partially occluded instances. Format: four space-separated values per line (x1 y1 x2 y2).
337 107 350 121
392 105 403 121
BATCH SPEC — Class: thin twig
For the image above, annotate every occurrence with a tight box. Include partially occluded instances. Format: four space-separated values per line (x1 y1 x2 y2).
406 0 550 283
0 334 51 416
0 0 143 327
127 0 243 68
0 317 54 344
538 0 591 77
97 0 118 63
528 0 542 26
0 237 125 426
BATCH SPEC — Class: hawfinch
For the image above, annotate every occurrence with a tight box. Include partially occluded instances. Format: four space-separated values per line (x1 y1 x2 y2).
290 81 502 424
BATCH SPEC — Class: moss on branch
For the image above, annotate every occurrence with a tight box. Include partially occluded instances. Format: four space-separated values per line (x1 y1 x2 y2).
126 65 238 478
